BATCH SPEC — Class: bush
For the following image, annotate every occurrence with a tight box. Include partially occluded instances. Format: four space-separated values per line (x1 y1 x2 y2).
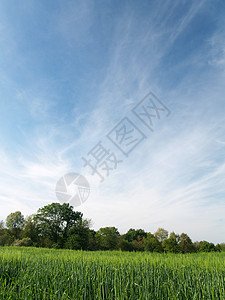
199 241 217 252
13 238 33 247
119 239 134 251
0 233 14 246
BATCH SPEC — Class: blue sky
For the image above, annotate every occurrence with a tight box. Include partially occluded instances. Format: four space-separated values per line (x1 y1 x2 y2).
0 0 225 243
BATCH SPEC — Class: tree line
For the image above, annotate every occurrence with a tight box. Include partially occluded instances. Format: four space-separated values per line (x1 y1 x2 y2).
0 202 224 253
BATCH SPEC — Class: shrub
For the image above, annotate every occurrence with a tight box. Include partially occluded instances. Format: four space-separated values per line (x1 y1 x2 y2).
13 238 33 247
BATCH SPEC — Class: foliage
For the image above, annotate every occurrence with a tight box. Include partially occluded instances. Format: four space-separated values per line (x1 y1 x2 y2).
0 204 224 253
23 215 39 244
13 237 33 247
154 227 168 243
179 233 195 253
6 211 25 239
143 233 163 252
0 220 4 230
162 232 181 253
118 238 134 251
64 219 91 250
124 228 147 242
199 241 221 253
220 243 225 251
96 227 120 250
33 203 82 247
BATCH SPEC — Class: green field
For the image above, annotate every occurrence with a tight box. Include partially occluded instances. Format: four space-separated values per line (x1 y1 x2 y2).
0 247 224 299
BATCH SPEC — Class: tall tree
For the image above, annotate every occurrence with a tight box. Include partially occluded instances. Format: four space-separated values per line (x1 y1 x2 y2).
179 233 195 253
124 228 147 242
154 228 168 243
23 215 39 244
118 237 134 251
143 233 163 253
199 241 217 252
6 211 25 239
219 243 225 252
0 220 12 246
162 232 180 253
33 203 82 246
64 219 91 250
0 220 4 230
96 227 120 250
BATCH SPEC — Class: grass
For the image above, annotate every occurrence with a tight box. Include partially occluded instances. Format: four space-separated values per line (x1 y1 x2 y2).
0 247 224 299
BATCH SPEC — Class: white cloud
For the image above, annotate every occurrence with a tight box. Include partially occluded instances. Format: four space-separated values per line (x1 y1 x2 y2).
0 1 225 244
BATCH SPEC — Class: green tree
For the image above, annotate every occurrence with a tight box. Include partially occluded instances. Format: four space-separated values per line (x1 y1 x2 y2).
124 229 147 242
96 227 120 250
199 241 216 252
131 239 144 252
193 241 203 252
219 243 225 252
64 219 91 250
33 203 82 247
154 228 168 243
0 220 4 230
0 220 13 246
179 233 195 253
162 232 180 253
143 233 163 252
215 244 221 252
87 229 97 251
118 238 134 251
23 215 39 244
6 211 25 239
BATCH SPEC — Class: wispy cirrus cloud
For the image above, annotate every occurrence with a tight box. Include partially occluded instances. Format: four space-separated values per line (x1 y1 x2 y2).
0 0 224 243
